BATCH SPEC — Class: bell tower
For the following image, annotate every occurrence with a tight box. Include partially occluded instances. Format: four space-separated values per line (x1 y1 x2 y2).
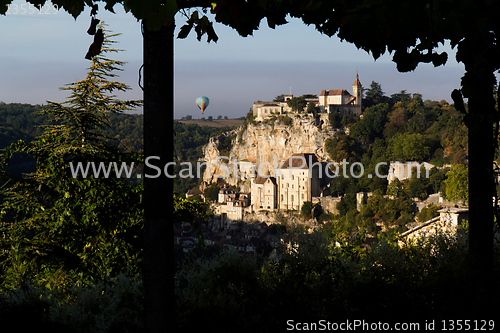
352 73 362 106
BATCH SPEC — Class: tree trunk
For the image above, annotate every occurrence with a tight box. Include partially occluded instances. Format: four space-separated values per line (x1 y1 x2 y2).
464 67 495 312
142 21 175 332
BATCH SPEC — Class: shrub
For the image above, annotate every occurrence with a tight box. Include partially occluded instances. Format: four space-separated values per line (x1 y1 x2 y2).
418 204 441 222
278 115 292 126
300 201 314 217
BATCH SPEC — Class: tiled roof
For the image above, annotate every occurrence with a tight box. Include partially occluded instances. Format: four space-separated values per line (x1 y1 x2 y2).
255 176 276 185
186 188 203 195
320 89 351 96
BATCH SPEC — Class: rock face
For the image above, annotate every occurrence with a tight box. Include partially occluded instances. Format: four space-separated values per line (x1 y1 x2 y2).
201 114 337 191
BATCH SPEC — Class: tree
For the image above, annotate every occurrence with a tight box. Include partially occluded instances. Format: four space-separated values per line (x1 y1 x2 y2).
300 201 313 217
386 179 405 198
273 94 285 102
418 204 441 223
223 116 228 120
388 132 430 161
445 164 469 204
390 90 412 105
306 102 317 114
287 96 307 112
0 27 143 289
203 182 220 202
328 112 341 128
363 81 386 107
350 103 390 143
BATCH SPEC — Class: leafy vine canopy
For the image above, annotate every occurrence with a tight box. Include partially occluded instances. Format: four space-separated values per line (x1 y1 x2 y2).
3 0 499 71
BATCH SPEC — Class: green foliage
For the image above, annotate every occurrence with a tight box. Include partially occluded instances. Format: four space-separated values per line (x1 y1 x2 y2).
177 10 218 43
174 228 497 330
388 132 430 161
203 182 220 202
174 122 234 194
350 103 390 144
219 133 235 156
0 272 144 332
336 193 357 217
363 81 387 107
306 102 317 114
404 166 434 200
286 96 307 112
0 27 143 289
174 193 209 249
418 204 441 222
273 94 285 102
278 115 292 126
2 225 498 331
406 175 428 200
175 248 260 330
240 109 254 135
363 193 413 230
445 164 469 204
300 201 313 217
328 112 341 128
325 135 359 162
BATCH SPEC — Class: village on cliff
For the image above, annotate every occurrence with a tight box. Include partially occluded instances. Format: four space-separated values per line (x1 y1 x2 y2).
176 75 468 255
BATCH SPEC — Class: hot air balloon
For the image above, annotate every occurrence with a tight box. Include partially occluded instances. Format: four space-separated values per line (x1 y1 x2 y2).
196 96 210 114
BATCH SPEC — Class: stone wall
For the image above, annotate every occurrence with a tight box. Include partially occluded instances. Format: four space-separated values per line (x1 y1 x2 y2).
312 196 341 215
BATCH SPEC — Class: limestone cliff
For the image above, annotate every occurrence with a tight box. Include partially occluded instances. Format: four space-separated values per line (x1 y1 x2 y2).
200 114 338 191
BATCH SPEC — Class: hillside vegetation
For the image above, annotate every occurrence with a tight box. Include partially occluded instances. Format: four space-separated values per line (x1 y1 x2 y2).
0 103 238 193
318 84 470 236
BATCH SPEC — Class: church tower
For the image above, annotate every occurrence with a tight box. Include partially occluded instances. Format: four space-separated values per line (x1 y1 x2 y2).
352 73 362 106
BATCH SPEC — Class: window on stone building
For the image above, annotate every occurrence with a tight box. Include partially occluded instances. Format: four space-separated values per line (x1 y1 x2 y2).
291 195 294 202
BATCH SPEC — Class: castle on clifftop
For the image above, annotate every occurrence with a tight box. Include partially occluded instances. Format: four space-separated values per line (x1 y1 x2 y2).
252 74 362 121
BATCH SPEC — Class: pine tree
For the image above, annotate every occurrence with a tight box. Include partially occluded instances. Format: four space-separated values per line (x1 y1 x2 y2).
0 24 143 289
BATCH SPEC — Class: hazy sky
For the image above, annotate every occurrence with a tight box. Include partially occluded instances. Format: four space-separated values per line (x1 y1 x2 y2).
0 0 471 119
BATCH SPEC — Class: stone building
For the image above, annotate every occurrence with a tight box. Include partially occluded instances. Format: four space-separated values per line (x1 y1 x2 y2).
216 191 252 222
277 153 321 211
251 176 278 210
400 207 469 241
318 74 362 115
218 185 236 203
387 161 435 183
249 153 332 212
252 74 362 120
